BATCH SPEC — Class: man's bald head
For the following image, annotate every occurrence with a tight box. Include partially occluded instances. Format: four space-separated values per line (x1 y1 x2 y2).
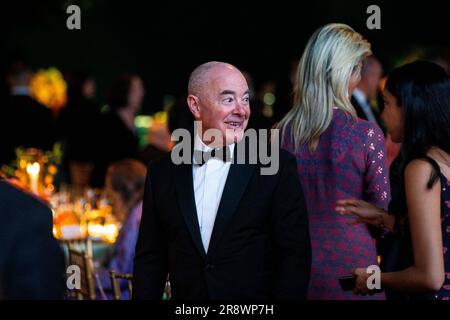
361 55 382 77
186 61 250 147
358 55 383 98
188 61 239 96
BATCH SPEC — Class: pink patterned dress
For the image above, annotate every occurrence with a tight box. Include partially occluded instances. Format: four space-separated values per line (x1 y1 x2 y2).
282 109 391 300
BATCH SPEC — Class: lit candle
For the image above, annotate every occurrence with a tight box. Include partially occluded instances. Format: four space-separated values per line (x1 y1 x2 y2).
103 223 119 243
87 223 104 238
26 162 40 194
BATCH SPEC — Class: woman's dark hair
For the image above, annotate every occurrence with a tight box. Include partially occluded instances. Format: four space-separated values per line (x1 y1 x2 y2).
107 73 136 111
385 60 450 188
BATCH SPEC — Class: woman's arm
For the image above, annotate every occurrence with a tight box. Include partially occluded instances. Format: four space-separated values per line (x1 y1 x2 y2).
362 124 391 210
336 125 392 230
380 159 445 293
354 159 445 294
336 198 395 232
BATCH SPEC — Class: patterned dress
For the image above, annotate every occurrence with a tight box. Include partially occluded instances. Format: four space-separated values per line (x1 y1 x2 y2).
438 174 450 300
282 109 391 299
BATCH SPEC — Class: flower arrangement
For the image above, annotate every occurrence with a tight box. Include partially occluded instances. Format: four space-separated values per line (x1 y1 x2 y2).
29 67 67 111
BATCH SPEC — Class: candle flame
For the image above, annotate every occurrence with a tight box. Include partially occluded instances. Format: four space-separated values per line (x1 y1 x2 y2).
26 162 40 177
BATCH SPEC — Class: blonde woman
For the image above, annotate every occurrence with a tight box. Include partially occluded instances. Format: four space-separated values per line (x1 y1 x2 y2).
277 23 390 299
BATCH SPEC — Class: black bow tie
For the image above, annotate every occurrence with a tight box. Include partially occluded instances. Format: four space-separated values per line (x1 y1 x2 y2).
193 146 232 166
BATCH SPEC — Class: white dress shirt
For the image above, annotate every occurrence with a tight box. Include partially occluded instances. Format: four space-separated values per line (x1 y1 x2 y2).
353 87 377 123
12 86 29 96
192 134 235 253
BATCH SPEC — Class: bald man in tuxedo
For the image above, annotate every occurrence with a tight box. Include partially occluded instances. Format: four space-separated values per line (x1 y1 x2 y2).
133 62 311 300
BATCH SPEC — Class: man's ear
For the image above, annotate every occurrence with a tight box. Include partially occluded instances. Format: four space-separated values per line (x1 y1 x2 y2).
187 94 201 119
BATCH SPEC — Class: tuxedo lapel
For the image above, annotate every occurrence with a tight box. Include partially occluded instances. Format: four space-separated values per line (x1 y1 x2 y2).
174 163 207 258
207 146 257 256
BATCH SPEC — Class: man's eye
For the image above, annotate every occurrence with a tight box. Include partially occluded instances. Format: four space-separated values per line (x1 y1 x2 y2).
243 97 250 103
223 97 234 103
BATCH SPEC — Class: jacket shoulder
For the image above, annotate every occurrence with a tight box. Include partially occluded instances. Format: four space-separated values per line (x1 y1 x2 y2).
0 181 53 223
146 153 173 171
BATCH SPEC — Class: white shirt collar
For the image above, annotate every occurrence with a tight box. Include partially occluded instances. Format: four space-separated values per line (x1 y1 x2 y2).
194 133 213 152
193 133 235 158
352 87 368 105
12 86 29 96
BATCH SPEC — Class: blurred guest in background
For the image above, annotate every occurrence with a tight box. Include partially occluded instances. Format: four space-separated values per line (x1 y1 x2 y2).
92 74 144 187
0 178 65 299
138 121 172 165
351 55 384 128
167 96 195 135
0 62 55 166
277 23 390 300
58 71 102 188
242 72 275 131
337 61 450 300
97 159 146 299
139 97 195 164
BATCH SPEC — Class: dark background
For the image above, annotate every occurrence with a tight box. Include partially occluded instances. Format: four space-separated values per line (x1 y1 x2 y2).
2 0 449 114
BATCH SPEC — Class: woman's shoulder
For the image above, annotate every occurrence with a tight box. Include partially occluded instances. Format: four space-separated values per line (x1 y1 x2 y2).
352 117 384 137
343 117 386 151
404 157 441 188
330 109 368 132
328 110 380 141
406 157 436 170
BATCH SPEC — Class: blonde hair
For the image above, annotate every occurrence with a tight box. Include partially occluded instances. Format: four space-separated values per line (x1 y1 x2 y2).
277 23 371 152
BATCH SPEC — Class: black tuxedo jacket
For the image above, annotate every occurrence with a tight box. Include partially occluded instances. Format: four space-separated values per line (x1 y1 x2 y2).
133 141 311 300
0 180 65 299
350 95 383 130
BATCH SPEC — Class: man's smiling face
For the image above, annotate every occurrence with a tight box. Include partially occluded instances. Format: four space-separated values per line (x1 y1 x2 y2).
189 64 251 146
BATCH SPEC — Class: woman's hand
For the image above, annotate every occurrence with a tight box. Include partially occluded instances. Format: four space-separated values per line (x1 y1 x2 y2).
352 267 384 296
335 199 385 227
352 268 371 295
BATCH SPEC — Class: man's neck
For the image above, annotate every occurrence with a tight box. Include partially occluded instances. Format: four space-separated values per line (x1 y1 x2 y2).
195 133 216 151
194 133 235 151
194 125 227 149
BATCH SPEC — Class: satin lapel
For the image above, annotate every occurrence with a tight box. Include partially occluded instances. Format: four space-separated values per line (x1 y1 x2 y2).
207 147 256 256
173 163 207 258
